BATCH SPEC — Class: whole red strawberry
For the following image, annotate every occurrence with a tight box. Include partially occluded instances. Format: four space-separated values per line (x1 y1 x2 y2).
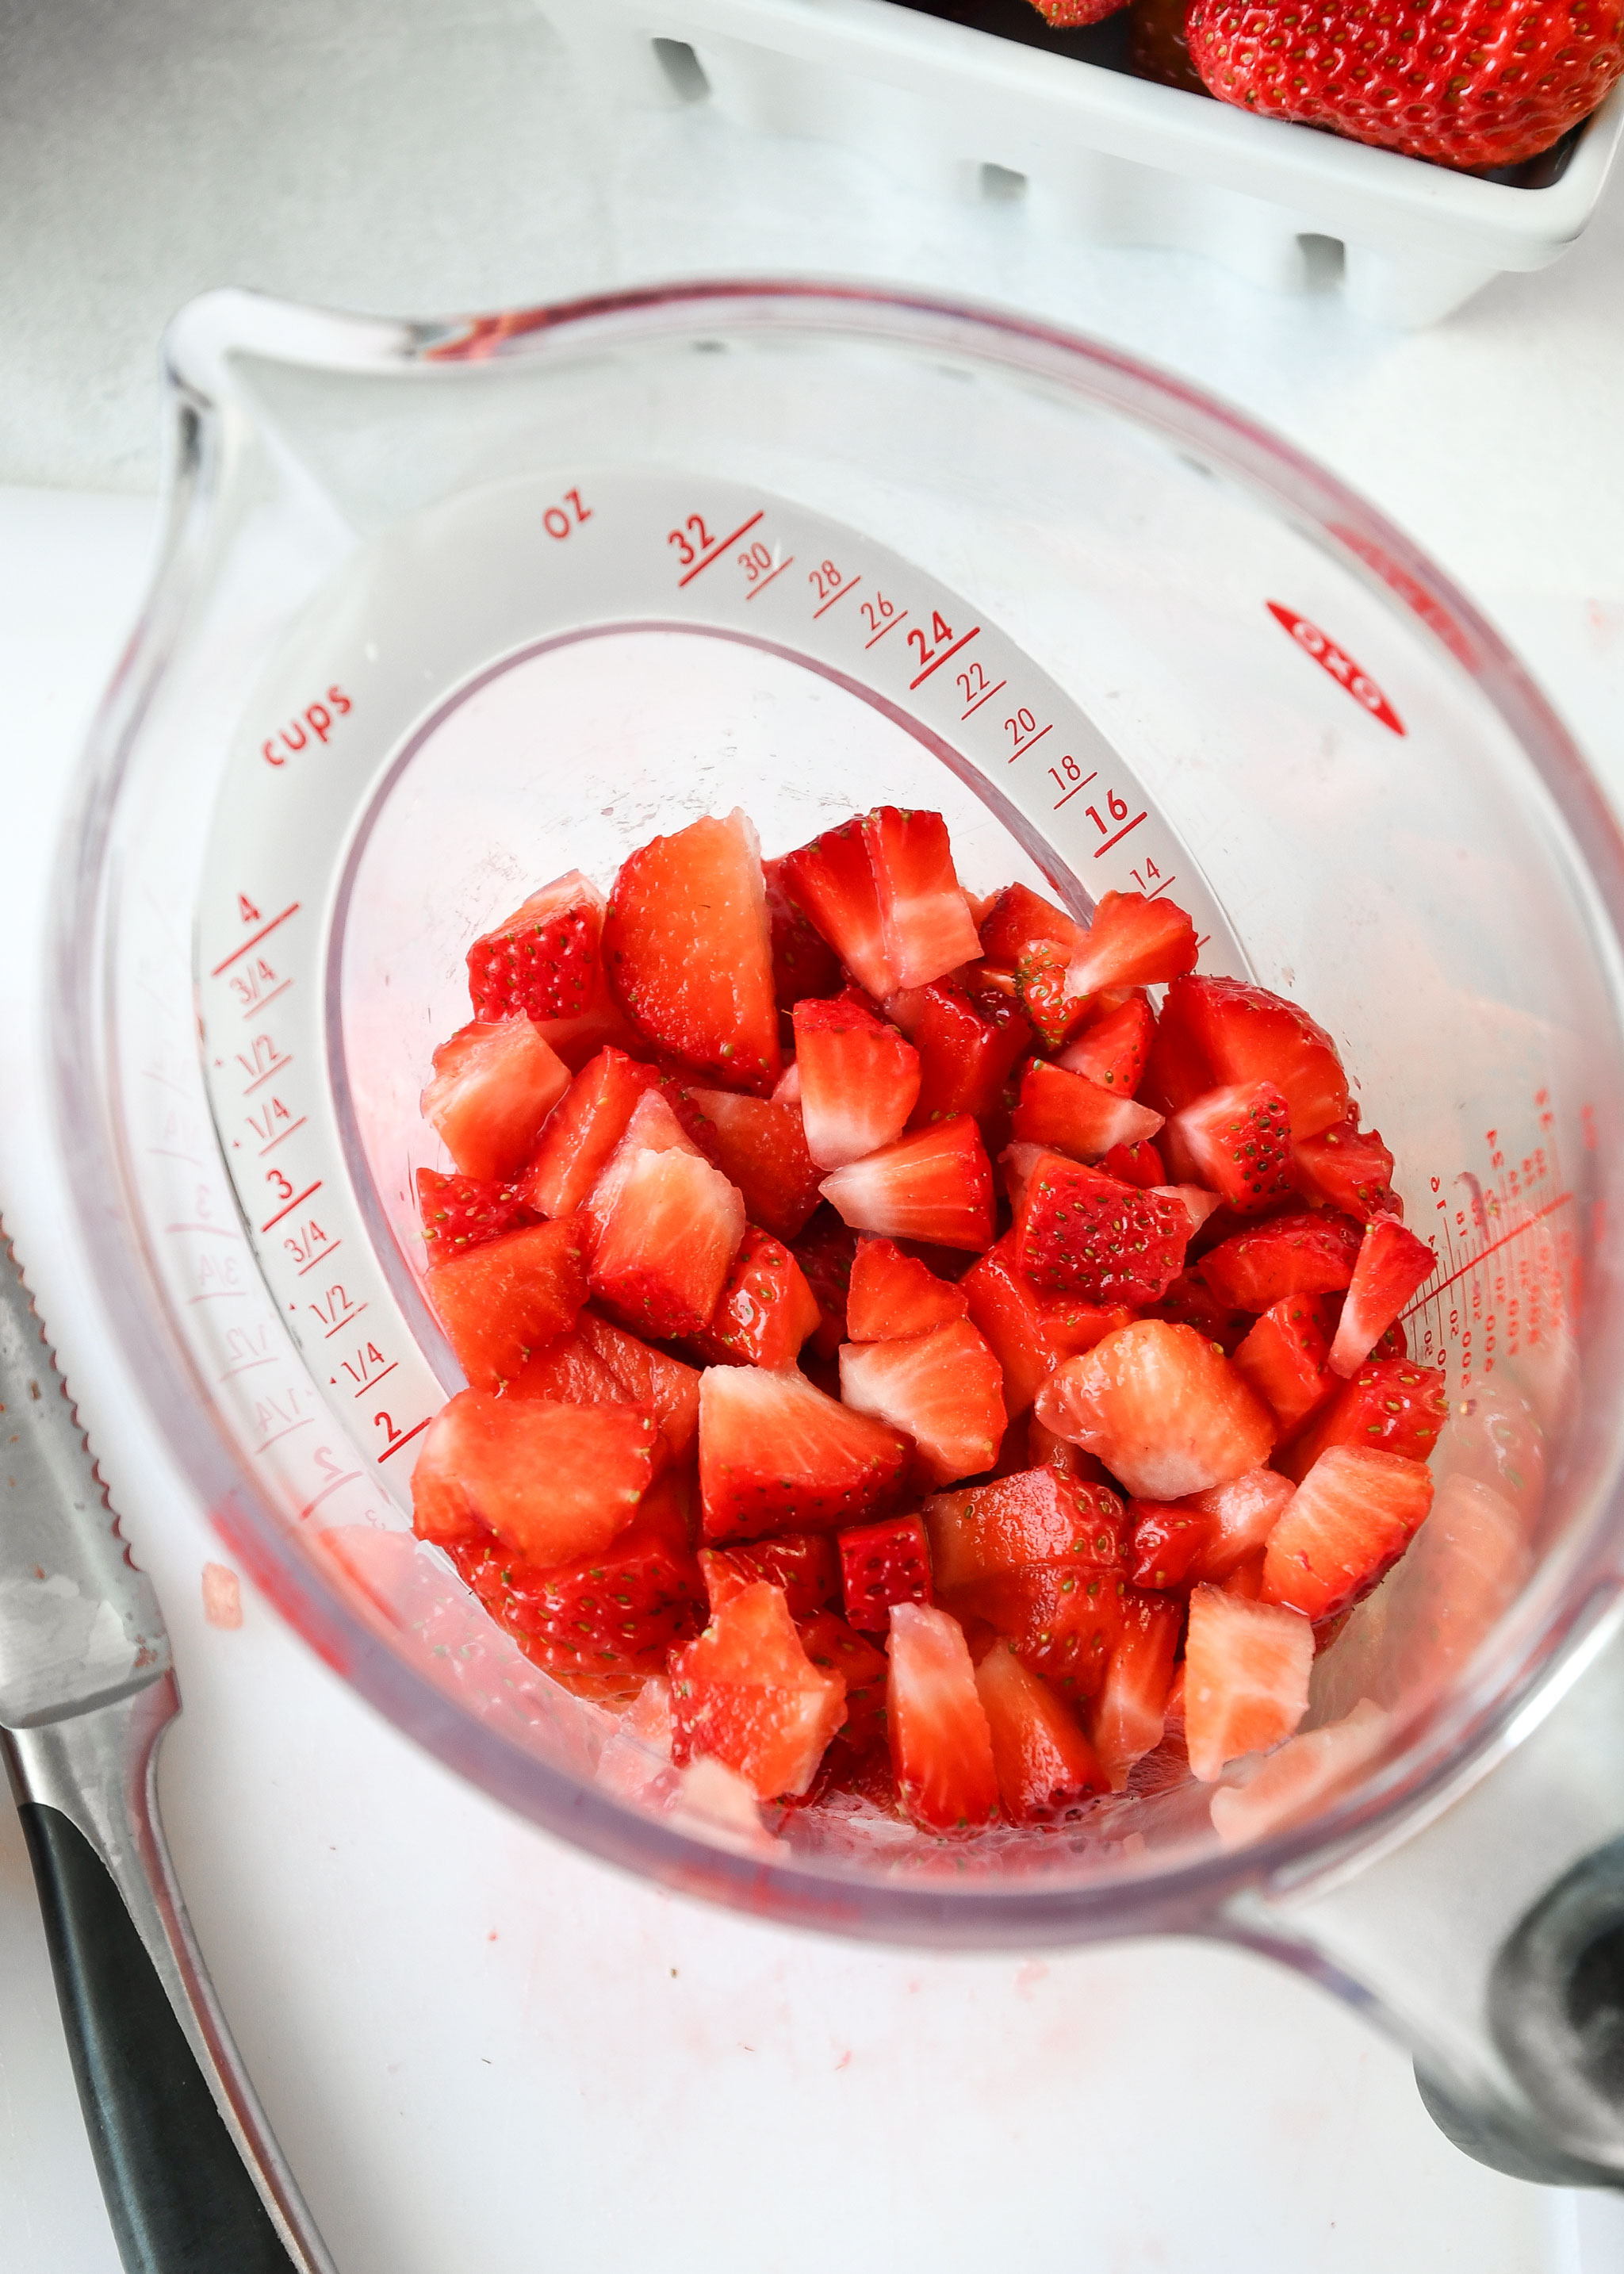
1185 0 1624 171
1029 0 1132 25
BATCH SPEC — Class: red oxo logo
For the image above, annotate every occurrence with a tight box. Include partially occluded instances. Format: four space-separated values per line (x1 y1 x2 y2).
1267 602 1404 737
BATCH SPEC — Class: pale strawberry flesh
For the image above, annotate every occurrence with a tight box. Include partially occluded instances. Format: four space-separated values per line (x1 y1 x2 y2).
793 995 920 1169
863 806 982 989
698 1363 910 1541
887 1602 1001 1831
838 1316 1009 1486
819 1115 996 1252
1328 1217 1436 1377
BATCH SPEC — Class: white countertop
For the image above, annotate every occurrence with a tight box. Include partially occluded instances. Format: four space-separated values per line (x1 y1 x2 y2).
2 4 1624 2267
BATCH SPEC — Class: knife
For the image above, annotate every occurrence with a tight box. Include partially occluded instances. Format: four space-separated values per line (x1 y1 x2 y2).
0 1221 338 2274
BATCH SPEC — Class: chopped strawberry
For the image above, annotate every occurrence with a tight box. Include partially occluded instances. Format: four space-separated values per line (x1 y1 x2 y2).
1293 1118 1398 1221
698 1363 910 1542
1126 1500 1216 1591
910 980 1031 1129
1232 1295 1336 1435
1281 1356 1449 1483
508 1311 702 1469
688 1087 822 1241
1327 1218 1435 1377
1036 1320 1276 1499
1143 1263 1253 1355
1063 890 1198 999
1163 1080 1295 1216
837 1512 934 1630
840 1317 1008 1486
505 1326 625 1413
669 1582 848 1799
792 996 920 1169
426 1218 588 1390
423 1014 571 1182
1089 1593 1182 1789
979 882 1090 1051
412 1387 654 1566
533 995 648 1073
1185 1467 1296 1582
795 1609 889 1747
1142 975 1348 1138
701 1532 840 1620
695 1226 820 1368
819 1115 995 1252
887 1603 1001 1831
763 854 843 1010
1208 1700 1392 1849
1183 1583 1315 1781
961 1230 1132 1415
603 809 780 1094
778 819 897 1002
1025 1414 1113 1484
1199 1210 1365 1313
1012 1059 1166 1163
863 807 981 988
466 870 606 1024
521 1047 649 1220
447 1472 703 1694
589 1145 745 1341
975 1643 1107 1819
925 1466 1126 1594
1014 1152 1189 1304
580 1087 707 1248
790 1208 858 1359
1101 1139 1166 1189
1220 1551 1267 1601
1262 1444 1435 1621
845 1237 967 1340
416 1167 534 1256
1058 992 1154 1094
963 1561 1126 1703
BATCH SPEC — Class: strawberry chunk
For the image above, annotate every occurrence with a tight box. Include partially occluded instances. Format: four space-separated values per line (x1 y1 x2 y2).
795 1609 889 1748
698 1363 910 1541
1012 1060 1165 1161
1163 1080 1295 1216
416 1168 534 1256
979 882 1091 1051
1232 1294 1337 1434
910 980 1030 1129
1089 1592 1182 1789
819 1115 995 1252
962 1561 1126 1704
1279 1356 1449 1482
1208 1700 1392 1849
887 1603 1000 1831
670 1581 848 1799
1199 1210 1365 1313
839 1317 1008 1486
1063 890 1198 999
1126 1499 1217 1591
1183 1583 1314 1781
961 1231 1132 1415
778 819 897 1001
1143 975 1348 1138
790 1209 858 1360
1293 1118 1398 1221
426 1218 588 1390
1185 1467 1296 1582
580 1089 708 1249
1013 1152 1189 1304
837 1513 934 1631
863 807 982 988
925 1467 1125 1594
1261 1444 1435 1621
700 1532 840 1620
603 809 780 1094
688 1087 822 1241
447 1473 703 1695
792 997 920 1169
1036 1320 1275 1499
1058 992 1154 1094
507 1311 702 1468
695 1226 821 1368
590 1146 746 1340
423 1014 571 1182
764 854 844 1010
975 1643 1107 1820
466 870 607 1023
1328 1218 1435 1377
845 1237 968 1340
1100 1139 1166 1189
412 1387 655 1566
521 1047 649 1220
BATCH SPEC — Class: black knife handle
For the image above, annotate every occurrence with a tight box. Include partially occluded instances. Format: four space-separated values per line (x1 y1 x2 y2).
21 1799 301 2273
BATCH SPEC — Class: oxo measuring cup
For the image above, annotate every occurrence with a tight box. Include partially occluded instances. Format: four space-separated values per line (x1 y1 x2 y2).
51 280 1624 2185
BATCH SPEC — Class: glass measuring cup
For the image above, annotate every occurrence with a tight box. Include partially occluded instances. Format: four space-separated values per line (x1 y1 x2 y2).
51 279 1624 2185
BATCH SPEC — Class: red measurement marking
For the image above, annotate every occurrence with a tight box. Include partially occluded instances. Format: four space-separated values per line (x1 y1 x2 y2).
220 1355 277 1380
354 1361 399 1398
864 609 907 650
1266 603 1404 736
188 1289 247 1303
254 1416 313 1454
262 1181 322 1233
1405 1190 1574 1311
812 575 860 619
243 979 292 1018
165 1221 240 1241
1094 811 1148 856
1147 873 1179 900
297 1240 341 1277
962 678 1006 720
260 1118 308 1156
910 626 980 692
243 1056 291 1097
298 1470 363 1519
744 554 795 601
677 511 764 588
323 1305 367 1340
377 1416 432 1463
1053 772 1099 811
211 904 301 976
1007 724 1051 763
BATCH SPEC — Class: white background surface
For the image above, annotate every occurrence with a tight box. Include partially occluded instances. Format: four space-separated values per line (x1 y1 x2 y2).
3 2 1624 2267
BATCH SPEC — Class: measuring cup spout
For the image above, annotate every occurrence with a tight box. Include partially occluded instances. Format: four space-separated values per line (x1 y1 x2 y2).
1224 1605 1624 2186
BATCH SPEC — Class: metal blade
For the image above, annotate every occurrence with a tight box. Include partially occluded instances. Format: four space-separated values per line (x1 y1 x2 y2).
0 1221 170 1728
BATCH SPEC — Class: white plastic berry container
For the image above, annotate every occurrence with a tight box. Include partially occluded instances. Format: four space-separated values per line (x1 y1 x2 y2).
541 0 1624 326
